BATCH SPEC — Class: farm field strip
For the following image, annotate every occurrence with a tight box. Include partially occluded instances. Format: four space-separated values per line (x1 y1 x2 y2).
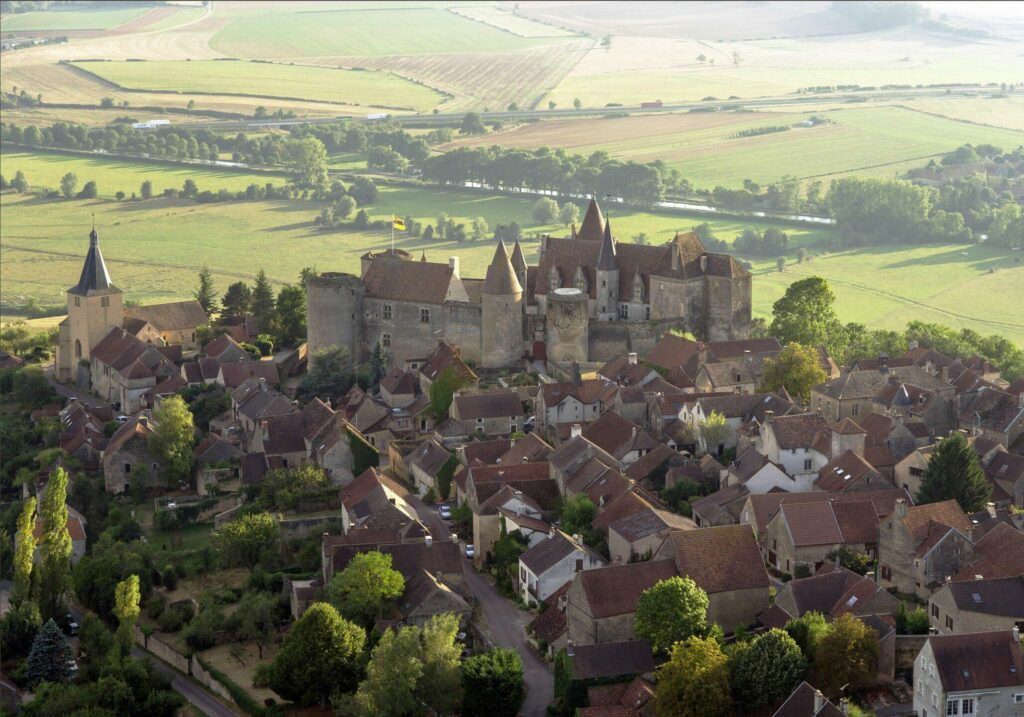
0 6 151 31
448 6 580 38
68 60 446 112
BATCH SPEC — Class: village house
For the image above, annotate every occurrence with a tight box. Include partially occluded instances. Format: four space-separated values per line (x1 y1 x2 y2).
598 352 659 389
535 375 617 439
449 390 525 437
952 523 1024 581
465 463 559 565
928 576 1024 636
548 430 623 497
19 508 88 566
181 356 222 386
193 433 243 495
339 467 418 534
761 412 832 481
722 446 795 492
772 682 849 717
101 415 158 494
204 334 251 363
88 327 178 414
810 362 953 423
407 438 456 497
607 508 696 564
217 360 281 390
913 629 1024 717
578 676 657 717
528 582 571 657
654 524 771 633
416 339 478 397
691 484 750 528
770 563 901 625
763 498 881 576
124 300 208 349
518 529 606 607
958 388 1024 450
380 367 417 408
580 410 662 466
814 449 891 493
877 499 974 600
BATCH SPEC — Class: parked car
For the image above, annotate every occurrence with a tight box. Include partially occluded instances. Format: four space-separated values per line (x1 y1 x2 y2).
116 415 129 423
464 544 475 559
59 613 79 635
439 504 452 520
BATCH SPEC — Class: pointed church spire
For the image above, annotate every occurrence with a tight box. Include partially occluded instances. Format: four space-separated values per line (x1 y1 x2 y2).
576 198 605 242
597 217 617 270
482 240 522 295
509 238 527 274
421 250 427 262
72 225 115 294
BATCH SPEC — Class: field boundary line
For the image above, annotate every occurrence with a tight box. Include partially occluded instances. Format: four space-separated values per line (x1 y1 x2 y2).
892 102 1024 135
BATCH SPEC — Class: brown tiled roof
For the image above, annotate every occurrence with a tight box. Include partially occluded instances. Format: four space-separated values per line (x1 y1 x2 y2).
541 379 617 408
409 439 452 476
959 387 1024 433
520 531 602 574
453 391 524 420
571 640 655 681
779 502 844 546
581 410 649 459
301 398 336 442
528 580 570 642
104 415 154 455
929 631 1024 692
381 540 462 579
194 433 242 464
902 500 972 542
747 488 909 536
833 501 882 544
363 257 460 304
692 484 749 524
219 361 280 389
381 367 416 396
261 412 306 455
470 463 559 511
624 443 675 482
34 513 86 542
499 433 552 465
948 576 1024 616
90 327 144 366
728 446 771 482
769 413 831 451
420 340 477 384
125 300 207 332
598 354 658 386
609 507 695 543
577 560 678 618
815 450 879 492
204 334 245 360
773 681 844 717
955 522 1024 580
664 524 770 593
241 453 269 485
646 335 781 374
591 489 655 532
851 356 915 371
462 438 513 465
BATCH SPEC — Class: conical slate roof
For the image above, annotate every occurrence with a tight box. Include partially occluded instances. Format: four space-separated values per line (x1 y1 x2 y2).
71 228 117 295
597 217 617 270
509 238 528 274
482 240 522 295
577 199 605 242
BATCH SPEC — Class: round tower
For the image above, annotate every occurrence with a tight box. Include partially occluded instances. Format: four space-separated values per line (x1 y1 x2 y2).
306 272 365 362
546 288 589 363
481 241 523 369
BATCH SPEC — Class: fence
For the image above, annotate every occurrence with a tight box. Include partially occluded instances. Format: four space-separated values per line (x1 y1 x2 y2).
190 655 236 704
133 624 243 711
895 634 929 670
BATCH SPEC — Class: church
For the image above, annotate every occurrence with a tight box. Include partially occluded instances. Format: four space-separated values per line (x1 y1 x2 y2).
54 227 209 385
307 198 752 368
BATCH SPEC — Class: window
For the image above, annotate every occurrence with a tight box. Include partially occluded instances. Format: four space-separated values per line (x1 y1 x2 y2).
74 296 81 307
945 615 953 630
946 700 958 716
852 403 859 416
101 296 110 307
881 565 892 580
420 308 430 323
910 467 925 477
575 558 583 572
124 463 131 474
74 339 82 358
932 604 940 618
382 333 391 347
1013 694 1024 705
618 304 628 319
826 400 832 416
383 304 392 320
601 279 606 288
644 306 650 320
632 274 644 303
960 699 973 715
804 459 812 471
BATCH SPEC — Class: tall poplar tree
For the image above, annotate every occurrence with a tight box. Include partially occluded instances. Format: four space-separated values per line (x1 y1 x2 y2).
38 468 71 619
13 497 38 605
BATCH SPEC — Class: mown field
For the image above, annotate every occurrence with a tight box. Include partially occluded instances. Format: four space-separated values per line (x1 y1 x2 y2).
70 60 446 112
4 187 1020 345
445 106 1024 188
0 5 150 31
0 150 287 198
449 6 580 38
209 6 574 58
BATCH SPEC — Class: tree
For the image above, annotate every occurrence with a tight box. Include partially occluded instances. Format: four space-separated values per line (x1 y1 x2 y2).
291 137 329 189
813 614 878 697
760 342 827 404
298 345 354 400
113 574 141 654
328 550 404 627
356 624 423 717
335 194 356 219
221 281 252 317
429 367 463 422
471 216 489 241
783 611 828 663
13 496 37 605
698 410 732 457
462 648 525 717
149 395 195 485
896 601 929 634
12 170 30 192
265 602 365 707
633 232 649 245
825 545 873 575
216 512 280 572
573 98 582 109
38 467 71 619
770 277 843 351
0 600 42 660
656 636 733 717
731 629 806 711
60 172 78 198
182 178 198 197
635 576 709 654
348 176 378 205
776 256 786 272
234 590 279 659
916 430 991 512
559 202 580 227
561 494 596 537
419 613 463 715
460 112 486 135
193 266 216 316
252 269 276 327
548 100 557 110
274 284 307 347
532 197 559 224
26 619 73 686
368 340 387 389
140 180 152 199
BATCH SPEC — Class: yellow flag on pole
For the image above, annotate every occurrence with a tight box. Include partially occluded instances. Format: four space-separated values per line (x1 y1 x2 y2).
393 215 407 231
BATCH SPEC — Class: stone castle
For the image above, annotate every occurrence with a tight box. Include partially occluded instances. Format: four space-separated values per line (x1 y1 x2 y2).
307 199 752 368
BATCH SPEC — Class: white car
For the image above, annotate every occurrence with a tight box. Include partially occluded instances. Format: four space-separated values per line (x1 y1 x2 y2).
439 504 452 520
464 544 475 559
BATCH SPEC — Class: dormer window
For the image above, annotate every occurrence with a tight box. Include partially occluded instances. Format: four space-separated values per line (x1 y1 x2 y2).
632 274 644 303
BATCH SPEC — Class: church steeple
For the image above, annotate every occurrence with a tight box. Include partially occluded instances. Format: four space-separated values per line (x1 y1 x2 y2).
72 225 116 294
597 218 617 270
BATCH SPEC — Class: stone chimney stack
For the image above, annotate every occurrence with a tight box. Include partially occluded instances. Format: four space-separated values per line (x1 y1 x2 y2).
813 690 826 713
895 498 907 519
986 501 996 518
571 423 582 438
941 365 949 383
908 339 919 351
744 349 752 366
879 353 889 372
449 256 460 278
627 352 638 366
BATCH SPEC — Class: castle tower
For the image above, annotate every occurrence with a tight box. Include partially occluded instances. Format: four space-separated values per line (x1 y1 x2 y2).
576 198 605 241
509 238 528 294
546 288 589 363
305 272 365 363
595 218 619 321
55 227 124 381
481 240 523 369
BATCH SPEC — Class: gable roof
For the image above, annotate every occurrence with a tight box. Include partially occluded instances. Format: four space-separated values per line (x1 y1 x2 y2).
768 413 831 451
219 361 280 389
453 391 524 420
570 640 655 681
946 576 1024 617
576 560 678 618
381 367 417 396
363 256 463 304
772 681 845 717
520 531 601 575
901 500 972 543
528 580 570 643
928 630 1024 692
581 410 656 460
815 450 880 492
663 524 770 593
747 488 909 536
955 522 1024 580
500 433 553 465
409 439 452 476
125 300 207 332
420 340 477 384
609 506 696 543
104 415 154 455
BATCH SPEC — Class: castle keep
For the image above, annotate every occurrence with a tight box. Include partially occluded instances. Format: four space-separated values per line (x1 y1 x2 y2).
306 199 752 367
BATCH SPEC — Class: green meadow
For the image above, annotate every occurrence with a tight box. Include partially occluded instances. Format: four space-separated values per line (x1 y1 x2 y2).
0 5 150 31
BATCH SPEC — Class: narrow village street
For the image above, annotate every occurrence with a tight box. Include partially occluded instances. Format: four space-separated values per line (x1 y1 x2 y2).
405 493 554 717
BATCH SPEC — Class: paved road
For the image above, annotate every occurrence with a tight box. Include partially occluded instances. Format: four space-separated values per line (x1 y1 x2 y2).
67 605 239 717
405 493 554 717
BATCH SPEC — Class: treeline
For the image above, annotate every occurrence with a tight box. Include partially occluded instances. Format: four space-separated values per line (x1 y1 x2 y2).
1 121 222 162
422 145 667 207
289 119 452 164
728 125 790 139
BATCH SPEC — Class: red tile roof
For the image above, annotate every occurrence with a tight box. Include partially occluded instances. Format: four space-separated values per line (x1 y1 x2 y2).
576 560 678 618
663 524 770 593
928 630 1024 692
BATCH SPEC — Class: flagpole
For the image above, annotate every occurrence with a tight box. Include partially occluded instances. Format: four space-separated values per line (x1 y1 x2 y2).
391 216 395 254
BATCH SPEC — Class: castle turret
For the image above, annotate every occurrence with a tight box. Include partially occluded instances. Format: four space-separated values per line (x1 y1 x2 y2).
595 218 619 321
509 238 528 294
576 199 605 241
306 272 365 363
55 227 124 381
481 240 523 369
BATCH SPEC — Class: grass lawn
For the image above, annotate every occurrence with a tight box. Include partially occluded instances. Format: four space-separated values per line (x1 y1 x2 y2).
0 149 287 198
209 6 574 58
70 60 446 112
446 106 1024 188
0 5 150 31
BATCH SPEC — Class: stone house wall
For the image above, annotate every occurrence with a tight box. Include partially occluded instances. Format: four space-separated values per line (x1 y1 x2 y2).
928 585 1023 635
707 586 770 634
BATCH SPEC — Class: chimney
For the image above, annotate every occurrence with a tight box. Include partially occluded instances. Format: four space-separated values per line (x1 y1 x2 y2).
627 352 638 366
572 533 581 545
813 690 826 713
138 416 148 427
908 339 919 351
570 223 577 240
895 498 907 518
878 353 889 372
566 639 574 657
697 342 708 366
260 420 269 443
571 423 582 438
631 425 637 438
549 524 556 538
764 410 774 423
259 376 267 389
448 256 460 278
743 349 752 365
557 593 567 611
1013 626 1020 643
941 366 949 383
839 697 850 715
425 534 433 547
986 501 996 518
1019 392 1024 409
